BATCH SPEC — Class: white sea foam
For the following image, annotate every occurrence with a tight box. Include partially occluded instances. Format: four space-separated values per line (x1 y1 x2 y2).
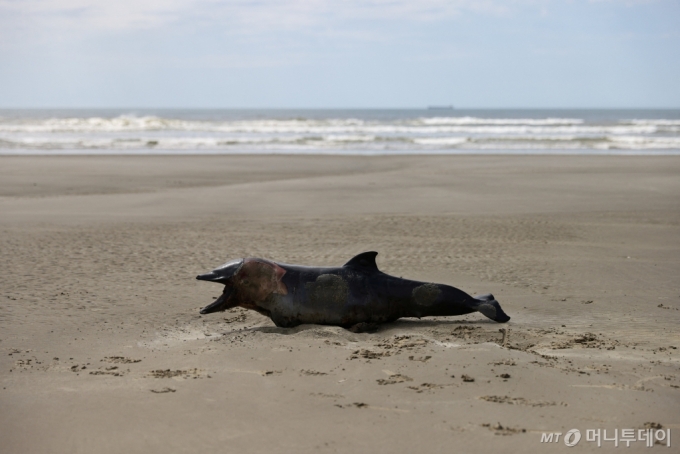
412 137 468 145
418 116 583 126
603 136 680 149
1 112 678 154
629 119 680 126
2 134 679 151
0 115 670 137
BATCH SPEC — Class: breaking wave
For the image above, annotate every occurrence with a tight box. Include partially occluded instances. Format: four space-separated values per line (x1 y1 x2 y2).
1 111 679 154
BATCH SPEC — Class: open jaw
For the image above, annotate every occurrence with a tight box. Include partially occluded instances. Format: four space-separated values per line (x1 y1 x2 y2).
199 287 236 314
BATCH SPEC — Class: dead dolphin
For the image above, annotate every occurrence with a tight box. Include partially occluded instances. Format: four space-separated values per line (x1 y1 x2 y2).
196 252 510 328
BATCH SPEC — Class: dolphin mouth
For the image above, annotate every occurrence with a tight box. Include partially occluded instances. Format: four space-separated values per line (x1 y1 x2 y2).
199 287 235 314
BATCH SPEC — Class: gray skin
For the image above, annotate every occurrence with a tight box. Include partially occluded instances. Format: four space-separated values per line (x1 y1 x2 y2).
196 251 510 329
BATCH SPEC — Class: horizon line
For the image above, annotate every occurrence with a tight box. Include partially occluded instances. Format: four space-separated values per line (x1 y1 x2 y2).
2 106 680 111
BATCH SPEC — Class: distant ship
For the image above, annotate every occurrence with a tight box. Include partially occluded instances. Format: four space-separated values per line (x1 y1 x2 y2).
427 105 454 110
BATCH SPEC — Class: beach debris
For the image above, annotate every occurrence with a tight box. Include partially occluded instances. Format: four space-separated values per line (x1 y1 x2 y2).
407 383 452 393
644 422 663 430
482 423 527 436
102 356 141 364
150 387 176 393
89 366 126 377
148 368 204 379
377 374 413 385
262 370 282 376
408 355 432 362
499 328 509 347
300 369 327 376
335 402 368 409
350 349 390 360
479 395 565 407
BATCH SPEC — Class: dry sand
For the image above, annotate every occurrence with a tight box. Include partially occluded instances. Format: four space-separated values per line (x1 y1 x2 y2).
1 155 679 453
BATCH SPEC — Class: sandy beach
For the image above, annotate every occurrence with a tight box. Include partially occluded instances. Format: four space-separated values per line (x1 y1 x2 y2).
1 154 679 453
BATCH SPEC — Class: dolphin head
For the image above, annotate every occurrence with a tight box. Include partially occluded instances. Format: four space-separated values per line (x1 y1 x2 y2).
196 259 243 314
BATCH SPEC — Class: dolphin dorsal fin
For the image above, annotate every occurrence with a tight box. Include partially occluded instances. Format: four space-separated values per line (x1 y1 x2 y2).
343 251 379 271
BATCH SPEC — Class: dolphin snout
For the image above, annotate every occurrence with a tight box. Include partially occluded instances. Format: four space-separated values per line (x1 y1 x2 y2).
196 272 219 282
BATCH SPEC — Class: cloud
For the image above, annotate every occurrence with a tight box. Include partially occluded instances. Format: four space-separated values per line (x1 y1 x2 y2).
0 0 513 34
0 0 197 31
2 0 674 38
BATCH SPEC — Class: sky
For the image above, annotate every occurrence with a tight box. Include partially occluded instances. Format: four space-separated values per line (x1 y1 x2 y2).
0 0 679 108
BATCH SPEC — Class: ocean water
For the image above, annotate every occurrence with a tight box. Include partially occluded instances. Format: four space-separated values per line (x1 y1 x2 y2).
1 109 679 155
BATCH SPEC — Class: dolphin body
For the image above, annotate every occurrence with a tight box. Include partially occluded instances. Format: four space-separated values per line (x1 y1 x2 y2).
196 252 510 328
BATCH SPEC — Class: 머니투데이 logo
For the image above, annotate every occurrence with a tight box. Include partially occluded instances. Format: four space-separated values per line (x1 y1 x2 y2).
564 429 581 447
540 429 581 446
540 428 671 448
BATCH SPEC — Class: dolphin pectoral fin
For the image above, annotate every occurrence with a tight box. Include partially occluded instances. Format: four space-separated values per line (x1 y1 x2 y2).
200 287 235 314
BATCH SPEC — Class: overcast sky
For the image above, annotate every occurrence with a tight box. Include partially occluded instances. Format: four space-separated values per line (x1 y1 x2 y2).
1 0 678 108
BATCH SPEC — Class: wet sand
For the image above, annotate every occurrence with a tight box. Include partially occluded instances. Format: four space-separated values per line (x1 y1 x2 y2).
1 155 679 453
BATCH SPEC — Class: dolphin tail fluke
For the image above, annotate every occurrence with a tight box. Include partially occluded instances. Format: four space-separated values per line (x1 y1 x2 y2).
474 294 510 323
